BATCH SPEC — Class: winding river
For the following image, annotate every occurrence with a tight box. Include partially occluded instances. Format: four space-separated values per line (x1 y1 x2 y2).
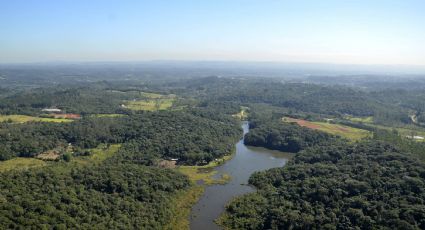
189 122 292 230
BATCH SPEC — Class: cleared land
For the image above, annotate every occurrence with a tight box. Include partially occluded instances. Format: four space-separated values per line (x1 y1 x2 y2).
346 116 425 142
90 114 126 118
73 144 121 165
232 106 249 120
346 116 374 123
283 117 371 141
0 115 73 123
124 92 176 111
0 158 47 172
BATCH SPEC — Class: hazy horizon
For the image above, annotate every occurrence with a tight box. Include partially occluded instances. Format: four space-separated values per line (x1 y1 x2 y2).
1 0 424 66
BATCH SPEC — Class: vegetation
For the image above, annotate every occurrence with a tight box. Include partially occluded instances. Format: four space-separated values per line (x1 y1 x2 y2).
124 92 176 111
245 118 339 153
0 157 46 172
0 114 73 123
219 141 425 229
283 117 371 141
0 163 190 229
2 75 425 229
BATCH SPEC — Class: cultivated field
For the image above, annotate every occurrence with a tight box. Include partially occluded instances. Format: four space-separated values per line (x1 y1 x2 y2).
283 117 371 140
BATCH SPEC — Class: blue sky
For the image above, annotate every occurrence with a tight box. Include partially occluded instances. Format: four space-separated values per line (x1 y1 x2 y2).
0 0 424 65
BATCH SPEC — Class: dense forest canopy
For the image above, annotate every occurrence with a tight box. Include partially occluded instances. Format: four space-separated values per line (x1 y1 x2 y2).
220 141 425 229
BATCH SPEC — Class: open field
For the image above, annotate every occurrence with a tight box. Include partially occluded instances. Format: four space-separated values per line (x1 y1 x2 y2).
0 158 47 173
177 153 234 185
345 116 374 123
140 91 166 99
90 114 126 118
368 124 425 142
124 92 176 111
283 117 371 141
125 99 174 111
73 144 121 165
344 115 425 141
0 115 73 123
232 106 249 120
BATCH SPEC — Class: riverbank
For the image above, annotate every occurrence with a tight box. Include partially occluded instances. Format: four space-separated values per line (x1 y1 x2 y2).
169 147 237 229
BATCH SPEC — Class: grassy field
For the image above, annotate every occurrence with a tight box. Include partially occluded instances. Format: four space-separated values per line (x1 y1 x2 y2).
177 154 233 185
167 186 205 230
283 117 371 141
73 144 121 165
345 116 374 123
140 92 165 99
344 115 425 141
232 106 249 120
125 99 174 111
368 124 425 141
90 114 126 118
0 115 73 123
124 92 176 111
0 158 47 173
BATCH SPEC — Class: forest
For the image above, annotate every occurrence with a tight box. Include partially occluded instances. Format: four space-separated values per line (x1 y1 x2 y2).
219 141 425 229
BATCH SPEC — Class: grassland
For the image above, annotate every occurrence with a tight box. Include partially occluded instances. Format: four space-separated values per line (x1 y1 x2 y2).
283 117 371 141
0 158 47 173
0 115 73 123
346 116 425 141
73 144 121 165
90 114 126 118
124 92 176 111
345 116 374 123
125 99 174 111
167 186 205 230
232 106 249 120
140 92 165 99
177 154 233 185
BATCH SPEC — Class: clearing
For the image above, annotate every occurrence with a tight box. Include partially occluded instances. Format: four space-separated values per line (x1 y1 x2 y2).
232 106 249 120
73 144 121 165
345 116 374 123
0 158 47 173
0 115 73 123
283 117 371 141
124 92 176 111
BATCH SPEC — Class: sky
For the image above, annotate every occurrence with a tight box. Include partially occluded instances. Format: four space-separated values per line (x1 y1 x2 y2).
0 0 424 66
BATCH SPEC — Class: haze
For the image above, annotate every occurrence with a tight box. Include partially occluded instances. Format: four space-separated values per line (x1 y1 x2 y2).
1 0 424 67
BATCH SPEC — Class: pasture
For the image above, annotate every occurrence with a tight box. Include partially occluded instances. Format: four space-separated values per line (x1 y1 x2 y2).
0 158 47 173
345 116 374 123
283 117 371 141
232 106 249 120
123 92 176 111
73 144 121 165
0 115 73 123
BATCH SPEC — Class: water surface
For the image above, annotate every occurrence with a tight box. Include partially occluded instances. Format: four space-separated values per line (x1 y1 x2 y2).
189 122 292 230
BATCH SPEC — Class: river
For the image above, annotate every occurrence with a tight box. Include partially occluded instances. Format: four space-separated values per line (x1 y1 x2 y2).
189 122 292 230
